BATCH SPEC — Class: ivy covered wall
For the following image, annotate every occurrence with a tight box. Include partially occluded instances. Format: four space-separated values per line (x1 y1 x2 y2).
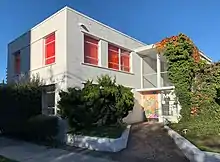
156 34 220 135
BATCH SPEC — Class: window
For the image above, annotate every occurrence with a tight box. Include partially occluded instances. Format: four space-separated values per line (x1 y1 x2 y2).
108 44 130 72
84 35 99 65
108 45 119 70
120 50 130 72
43 84 56 115
14 51 21 74
45 33 55 65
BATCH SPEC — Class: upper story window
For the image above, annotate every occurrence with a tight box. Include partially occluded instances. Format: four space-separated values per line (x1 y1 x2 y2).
108 44 130 72
45 33 55 65
120 50 130 72
84 35 99 65
14 51 21 74
108 45 119 70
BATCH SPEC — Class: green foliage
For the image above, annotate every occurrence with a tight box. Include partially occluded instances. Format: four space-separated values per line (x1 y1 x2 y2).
25 115 58 141
0 76 43 136
163 34 196 121
58 75 134 131
164 34 220 135
73 124 126 138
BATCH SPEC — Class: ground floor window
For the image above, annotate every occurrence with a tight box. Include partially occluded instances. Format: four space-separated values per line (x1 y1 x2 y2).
42 84 56 115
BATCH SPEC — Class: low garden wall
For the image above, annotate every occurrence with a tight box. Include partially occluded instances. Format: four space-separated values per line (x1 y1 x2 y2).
66 125 131 152
164 126 220 162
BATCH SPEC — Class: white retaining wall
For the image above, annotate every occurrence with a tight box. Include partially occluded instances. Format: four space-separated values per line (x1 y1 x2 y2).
164 126 220 162
66 125 131 152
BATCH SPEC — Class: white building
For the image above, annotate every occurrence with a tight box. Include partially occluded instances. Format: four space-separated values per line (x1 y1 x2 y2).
7 6 212 124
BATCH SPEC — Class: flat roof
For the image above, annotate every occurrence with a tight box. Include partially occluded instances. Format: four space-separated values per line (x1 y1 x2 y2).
134 44 212 62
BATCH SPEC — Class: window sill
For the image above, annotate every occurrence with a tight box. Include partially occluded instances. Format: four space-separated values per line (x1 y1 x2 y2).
81 62 134 75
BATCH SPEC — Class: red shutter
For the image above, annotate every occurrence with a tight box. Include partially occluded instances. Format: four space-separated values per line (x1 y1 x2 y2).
108 45 119 70
45 33 55 65
84 35 99 65
14 52 21 74
121 50 130 72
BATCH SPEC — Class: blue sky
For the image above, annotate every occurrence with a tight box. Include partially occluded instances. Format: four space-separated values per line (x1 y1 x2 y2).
0 0 219 81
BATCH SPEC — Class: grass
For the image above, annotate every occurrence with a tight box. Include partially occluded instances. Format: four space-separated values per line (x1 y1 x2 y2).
169 123 220 153
0 156 17 162
185 134 220 153
69 125 127 138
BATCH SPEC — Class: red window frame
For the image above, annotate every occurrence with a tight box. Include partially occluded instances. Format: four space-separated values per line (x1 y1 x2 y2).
84 35 99 65
108 44 119 70
14 51 21 74
45 33 55 65
120 49 130 72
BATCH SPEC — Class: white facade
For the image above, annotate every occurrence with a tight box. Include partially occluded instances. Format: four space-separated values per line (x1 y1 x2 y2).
7 7 212 123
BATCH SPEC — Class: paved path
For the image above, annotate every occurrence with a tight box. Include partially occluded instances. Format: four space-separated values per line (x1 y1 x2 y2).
0 137 114 162
64 123 189 162
110 123 189 162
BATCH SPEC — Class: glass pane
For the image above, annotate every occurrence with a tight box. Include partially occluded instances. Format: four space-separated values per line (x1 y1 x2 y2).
84 41 98 65
108 62 119 70
45 57 55 65
46 42 55 58
45 33 55 44
143 73 157 88
121 54 130 72
142 56 157 74
46 92 55 107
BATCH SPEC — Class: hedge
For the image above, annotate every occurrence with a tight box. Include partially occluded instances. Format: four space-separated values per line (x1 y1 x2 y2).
0 77 58 142
25 115 59 141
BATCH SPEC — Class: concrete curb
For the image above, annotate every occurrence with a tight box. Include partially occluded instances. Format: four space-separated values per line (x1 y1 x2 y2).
164 126 220 162
66 125 131 152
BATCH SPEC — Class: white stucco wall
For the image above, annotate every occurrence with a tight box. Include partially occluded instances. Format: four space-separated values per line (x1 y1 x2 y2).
7 8 68 89
66 7 146 89
7 8 68 114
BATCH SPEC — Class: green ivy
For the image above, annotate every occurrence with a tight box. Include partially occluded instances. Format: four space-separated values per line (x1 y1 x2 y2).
162 34 220 135
162 34 196 121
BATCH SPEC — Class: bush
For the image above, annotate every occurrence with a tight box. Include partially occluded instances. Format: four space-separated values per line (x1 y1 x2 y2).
0 76 43 135
58 75 134 131
25 115 59 141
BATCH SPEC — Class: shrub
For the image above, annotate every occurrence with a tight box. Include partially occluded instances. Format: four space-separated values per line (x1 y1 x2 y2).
25 115 59 141
0 76 43 135
58 75 134 131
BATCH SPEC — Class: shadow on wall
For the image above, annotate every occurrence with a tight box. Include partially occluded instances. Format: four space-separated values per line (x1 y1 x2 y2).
123 98 145 124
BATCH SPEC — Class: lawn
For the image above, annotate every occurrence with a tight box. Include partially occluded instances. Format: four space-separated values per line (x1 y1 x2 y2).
69 125 126 138
184 134 220 153
0 156 17 162
170 123 220 153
